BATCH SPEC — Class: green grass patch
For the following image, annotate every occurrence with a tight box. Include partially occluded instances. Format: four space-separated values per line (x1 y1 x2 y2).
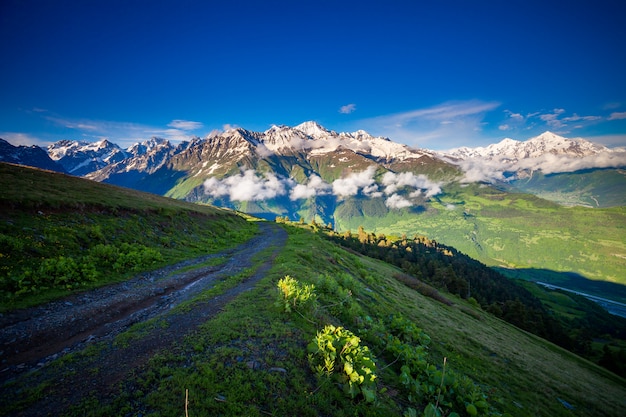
0 163 258 311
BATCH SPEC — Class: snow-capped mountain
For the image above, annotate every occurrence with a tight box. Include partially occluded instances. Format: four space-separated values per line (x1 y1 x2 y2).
442 131 610 162
259 121 427 162
0 138 65 173
47 139 128 176
3 123 625 213
75 122 452 215
438 131 626 183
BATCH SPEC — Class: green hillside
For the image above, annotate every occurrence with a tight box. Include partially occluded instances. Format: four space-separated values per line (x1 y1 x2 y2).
1 163 625 417
508 168 626 208
335 182 626 291
0 163 258 310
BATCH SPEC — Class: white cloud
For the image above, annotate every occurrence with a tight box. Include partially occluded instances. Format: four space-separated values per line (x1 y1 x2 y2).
499 124 510 131
385 194 412 209
41 115 205 147
604 102 621 110
454 150 626 183
339 103 356 114
290 175 331 200
167 120 203 130
504 110 524 121
515 151 626 175
332 166 378 197
202 167 443 208
455 158 508 183
562 114 602 123
203 169 293 202
608 111 626 120
381 171 442 197
539 108 566 129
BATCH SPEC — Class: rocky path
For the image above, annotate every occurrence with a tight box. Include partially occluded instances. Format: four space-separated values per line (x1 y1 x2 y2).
0 222 288 416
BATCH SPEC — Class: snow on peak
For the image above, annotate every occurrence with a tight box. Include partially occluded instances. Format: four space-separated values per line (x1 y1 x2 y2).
294 121 331 139
438 131 626 183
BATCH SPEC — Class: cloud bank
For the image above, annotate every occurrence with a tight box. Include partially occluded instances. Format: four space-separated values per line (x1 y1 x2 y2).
203 170 293 201
203 167 442 209
454 151 626 183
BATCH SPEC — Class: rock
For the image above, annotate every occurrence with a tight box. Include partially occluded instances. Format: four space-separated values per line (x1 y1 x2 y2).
268 367 287 374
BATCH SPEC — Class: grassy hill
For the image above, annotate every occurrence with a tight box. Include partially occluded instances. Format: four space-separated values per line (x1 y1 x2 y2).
335 182 626 293
0 163 258 310
1 163 625 417
508 168 626 208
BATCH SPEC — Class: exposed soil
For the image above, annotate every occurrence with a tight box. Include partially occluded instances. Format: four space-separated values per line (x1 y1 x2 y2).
0 222 288 416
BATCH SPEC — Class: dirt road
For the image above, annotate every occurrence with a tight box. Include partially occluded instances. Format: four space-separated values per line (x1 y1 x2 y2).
0 222 288 416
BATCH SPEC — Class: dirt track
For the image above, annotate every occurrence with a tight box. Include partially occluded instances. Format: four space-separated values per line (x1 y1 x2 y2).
0 222 288 416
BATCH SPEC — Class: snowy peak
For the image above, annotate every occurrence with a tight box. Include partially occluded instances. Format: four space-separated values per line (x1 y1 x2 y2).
526 131 608 156
294 121 331 139
438 131 626 183
443 131 610 161
47 138 128 175
259 122 425 161
127 137 172 157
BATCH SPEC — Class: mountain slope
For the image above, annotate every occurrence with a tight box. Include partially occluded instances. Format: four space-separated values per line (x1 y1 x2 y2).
439 131 626 186
0 165 624 417
48 138 129 175
2 125 625 291
0 138 65 173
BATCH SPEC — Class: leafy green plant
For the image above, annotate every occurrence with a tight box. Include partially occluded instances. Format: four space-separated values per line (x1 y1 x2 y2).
307 324 377 402
276 275 317 313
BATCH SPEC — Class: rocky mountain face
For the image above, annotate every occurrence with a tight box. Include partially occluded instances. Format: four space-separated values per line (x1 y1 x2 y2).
47 139 129 176
0 139 65 173
2 124 625 215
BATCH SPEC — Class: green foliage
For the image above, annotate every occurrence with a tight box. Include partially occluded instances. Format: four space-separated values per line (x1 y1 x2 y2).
308 324 378 402
4 243 163 296
111 243 163 272
276 275 317 313
326 227 573 352
364 315 497 417
0 164 258 309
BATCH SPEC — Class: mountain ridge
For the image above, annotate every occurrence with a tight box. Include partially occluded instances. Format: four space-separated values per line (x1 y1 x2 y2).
3 124 624 184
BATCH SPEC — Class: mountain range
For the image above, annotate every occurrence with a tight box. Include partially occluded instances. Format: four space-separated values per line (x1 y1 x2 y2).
2 122 625 208
2 122 626 289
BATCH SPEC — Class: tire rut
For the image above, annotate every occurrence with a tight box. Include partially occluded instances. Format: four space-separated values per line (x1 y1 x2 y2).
0 223 288 416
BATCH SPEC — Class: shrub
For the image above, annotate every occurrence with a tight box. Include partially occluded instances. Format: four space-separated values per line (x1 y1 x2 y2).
307 324 377 402
276 275 317 313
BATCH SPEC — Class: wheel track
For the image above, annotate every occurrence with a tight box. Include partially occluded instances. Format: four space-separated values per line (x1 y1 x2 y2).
0 222 288 416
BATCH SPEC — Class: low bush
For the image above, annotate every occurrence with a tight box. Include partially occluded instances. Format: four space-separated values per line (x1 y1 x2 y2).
307 324 378 402
275 275 317 313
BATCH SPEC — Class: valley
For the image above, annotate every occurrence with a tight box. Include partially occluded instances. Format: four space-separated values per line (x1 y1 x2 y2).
1 163 626 417
2 124 625 293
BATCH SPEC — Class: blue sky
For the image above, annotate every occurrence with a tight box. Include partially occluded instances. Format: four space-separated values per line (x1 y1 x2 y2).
1 0 625 150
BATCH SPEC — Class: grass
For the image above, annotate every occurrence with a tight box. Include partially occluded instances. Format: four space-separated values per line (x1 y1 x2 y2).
54 224 625 417
0 163 258 311
336 182 626 291
2 164 626 417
